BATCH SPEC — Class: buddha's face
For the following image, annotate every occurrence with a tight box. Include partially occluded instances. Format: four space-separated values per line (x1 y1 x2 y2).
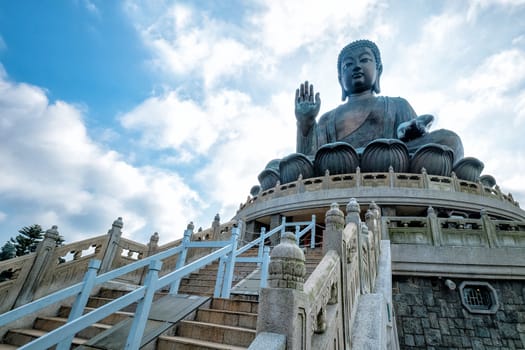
340 46 379 95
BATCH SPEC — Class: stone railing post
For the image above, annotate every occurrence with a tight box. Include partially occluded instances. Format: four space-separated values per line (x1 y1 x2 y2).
346 198 372 294
211 214 220 240
366 201 382 265
427 206 441 246
256 232 309 350
269 214 282 246
323 203 345 256
481 209 498 248
421 168 430 188
388 166 395 187
140 231 160 284
14 226 60 307
451 171 460 192
146 232 159 257
325 203 352 346
99 217 123 274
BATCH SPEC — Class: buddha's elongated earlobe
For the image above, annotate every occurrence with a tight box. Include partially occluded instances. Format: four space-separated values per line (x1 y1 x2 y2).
338 75 347 101
373 64 383 94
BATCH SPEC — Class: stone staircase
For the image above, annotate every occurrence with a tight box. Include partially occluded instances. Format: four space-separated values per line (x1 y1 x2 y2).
0 246 323 349
158 297 258 349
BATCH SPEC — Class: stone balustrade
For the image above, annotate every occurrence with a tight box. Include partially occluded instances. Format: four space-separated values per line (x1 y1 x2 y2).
0 215 237 317
240 168 518 212
253 199 395 349
386 209 525 249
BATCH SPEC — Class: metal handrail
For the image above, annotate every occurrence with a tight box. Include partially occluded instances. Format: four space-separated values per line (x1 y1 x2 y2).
2 216 317 350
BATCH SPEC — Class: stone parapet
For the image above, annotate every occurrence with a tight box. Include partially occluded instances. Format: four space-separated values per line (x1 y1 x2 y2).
240 171 519 214
236 179 525 226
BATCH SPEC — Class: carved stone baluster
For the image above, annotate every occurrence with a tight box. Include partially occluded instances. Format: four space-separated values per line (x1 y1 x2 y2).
100 217 123 274
14 226 60 307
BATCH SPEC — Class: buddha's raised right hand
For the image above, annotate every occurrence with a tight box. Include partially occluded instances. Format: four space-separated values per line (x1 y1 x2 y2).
295 81 321 136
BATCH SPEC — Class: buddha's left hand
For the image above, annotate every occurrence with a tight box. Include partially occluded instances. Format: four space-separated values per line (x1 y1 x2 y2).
397 114 434 141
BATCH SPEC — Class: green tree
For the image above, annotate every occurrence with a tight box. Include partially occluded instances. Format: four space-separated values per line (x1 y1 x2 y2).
0 241 16 261
10 224 44 256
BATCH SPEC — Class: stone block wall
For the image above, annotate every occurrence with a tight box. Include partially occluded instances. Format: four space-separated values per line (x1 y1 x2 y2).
392 276 525 349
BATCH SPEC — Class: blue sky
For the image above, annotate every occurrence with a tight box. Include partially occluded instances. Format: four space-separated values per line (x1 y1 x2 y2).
0 0 524 245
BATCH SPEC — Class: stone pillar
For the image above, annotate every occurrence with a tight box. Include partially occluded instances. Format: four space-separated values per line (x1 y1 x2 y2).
366 201 382 263
481 208 498 248
99 217 123 274
244 220 256 243
324 203 345 256
257 232 309 350
324 202 352 346
14 226 60 307
146 232 159 256
427 206 441 246
212 214 220 240
269 214 282 246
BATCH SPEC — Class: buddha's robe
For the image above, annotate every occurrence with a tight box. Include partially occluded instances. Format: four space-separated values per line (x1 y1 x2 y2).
297 96 464 162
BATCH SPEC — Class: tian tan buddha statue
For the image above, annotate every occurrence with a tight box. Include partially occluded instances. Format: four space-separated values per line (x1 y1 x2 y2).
257 39 484 191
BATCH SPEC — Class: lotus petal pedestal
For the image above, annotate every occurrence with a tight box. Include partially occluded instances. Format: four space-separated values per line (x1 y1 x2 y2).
361 138 409 173
314 142 359 177
279 153 314 184
453 157 485 182
409 143 454 176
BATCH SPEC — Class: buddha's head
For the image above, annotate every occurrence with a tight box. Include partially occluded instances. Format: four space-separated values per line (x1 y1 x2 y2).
337 40 383 100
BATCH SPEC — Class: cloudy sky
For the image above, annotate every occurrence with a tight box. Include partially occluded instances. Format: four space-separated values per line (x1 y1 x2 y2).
0 0 524 245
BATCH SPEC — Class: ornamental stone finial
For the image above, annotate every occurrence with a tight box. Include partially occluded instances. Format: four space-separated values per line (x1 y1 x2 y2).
187 221 195 231
44 225 59 240
112 217 124 229
150 232 159 244
346 198 360 213
326 202 345 227
268 232 306 290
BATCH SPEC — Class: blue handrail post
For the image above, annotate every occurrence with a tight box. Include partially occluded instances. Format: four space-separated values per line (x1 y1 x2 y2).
214 257 226 298
56 259 101 350
310 214 316 249
169 225 193 294
220 224 240 298
295 225 300 245
281 217 286 237
260 246 270 288
257 227 266 267
125 259 162 349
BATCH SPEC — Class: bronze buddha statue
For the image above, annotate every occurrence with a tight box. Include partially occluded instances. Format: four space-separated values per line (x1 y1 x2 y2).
258 40 484 190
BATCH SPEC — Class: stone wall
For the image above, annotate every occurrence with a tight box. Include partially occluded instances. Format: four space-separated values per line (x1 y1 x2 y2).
393 276 525 349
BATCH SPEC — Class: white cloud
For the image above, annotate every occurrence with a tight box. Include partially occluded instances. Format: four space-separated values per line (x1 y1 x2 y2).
127 2 255 88
467 0 525 21
120 85 297 219
249 0 379 56
0 74 203 244
457 49 525 95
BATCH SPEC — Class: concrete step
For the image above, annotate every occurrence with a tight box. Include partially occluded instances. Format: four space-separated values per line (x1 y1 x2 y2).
57 305 134 325
157 335 248 350
211 298 259 314
178 285 215 295
195 308 257 329
180 278 217 287
2 328 86 347
176 320 256 347
34 316 111 339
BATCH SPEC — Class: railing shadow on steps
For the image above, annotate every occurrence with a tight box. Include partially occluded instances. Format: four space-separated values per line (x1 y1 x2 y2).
0 215 317 350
